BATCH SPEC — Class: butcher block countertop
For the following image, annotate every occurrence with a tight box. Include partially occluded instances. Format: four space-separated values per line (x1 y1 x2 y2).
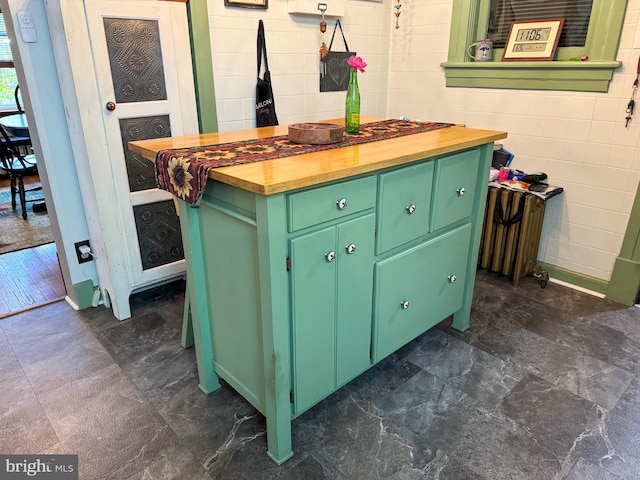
129 117 507 195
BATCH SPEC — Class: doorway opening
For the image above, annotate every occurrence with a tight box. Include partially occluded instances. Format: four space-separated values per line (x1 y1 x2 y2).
0 171 64 318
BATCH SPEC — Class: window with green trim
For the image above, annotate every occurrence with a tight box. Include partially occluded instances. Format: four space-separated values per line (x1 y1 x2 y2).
441 0 628 92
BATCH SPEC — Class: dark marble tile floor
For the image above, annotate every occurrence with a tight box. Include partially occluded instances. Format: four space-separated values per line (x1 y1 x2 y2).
2 271 640 479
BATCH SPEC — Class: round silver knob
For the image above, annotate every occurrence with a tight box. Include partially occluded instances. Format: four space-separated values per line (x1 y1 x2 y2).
400 300 410 309
336 198 348 210
448 275 457 283
406 204 417 215
456 187 465 196
325 251 336 262
346 243 356 254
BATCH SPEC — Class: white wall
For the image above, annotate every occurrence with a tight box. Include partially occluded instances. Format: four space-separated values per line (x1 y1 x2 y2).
1 0 98 305
207 0 391 131
208 0 640 282
385 0 640 282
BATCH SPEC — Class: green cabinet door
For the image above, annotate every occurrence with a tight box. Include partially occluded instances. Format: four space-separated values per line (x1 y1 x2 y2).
290 214 375 414
336 214 375 386
375 223 472 361
290 226 337 414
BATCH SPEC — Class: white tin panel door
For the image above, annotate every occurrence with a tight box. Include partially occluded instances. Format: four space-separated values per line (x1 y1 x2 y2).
84 0 198 290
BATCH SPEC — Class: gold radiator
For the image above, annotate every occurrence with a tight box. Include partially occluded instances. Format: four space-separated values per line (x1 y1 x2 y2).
479 186 548 287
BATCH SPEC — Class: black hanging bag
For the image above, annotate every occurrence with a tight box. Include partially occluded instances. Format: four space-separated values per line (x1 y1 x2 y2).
320 20 356 92
256 19 278 127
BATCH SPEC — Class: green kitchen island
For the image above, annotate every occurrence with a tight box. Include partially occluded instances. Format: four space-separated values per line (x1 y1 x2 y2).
130 118 507 464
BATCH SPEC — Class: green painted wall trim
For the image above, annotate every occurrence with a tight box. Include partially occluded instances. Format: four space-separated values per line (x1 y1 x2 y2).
73 279 95 310
537 261 609 296
607 256 640 306
187 0 219 133
607 177 640 305
442 0 628 92
441 61 620 93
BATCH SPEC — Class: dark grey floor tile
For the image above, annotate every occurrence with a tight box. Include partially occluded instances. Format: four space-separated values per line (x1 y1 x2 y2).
293 388 485 480
586 306 640 345
3 310 114 395
39 364 179 480
573 408 640 479
503 300 640 376
96 311 182 367
612 377 640 424
469 324 633 410
405 329 524 406
376 370 565 480
0 355 59 454
564 458 625 480
343 345 422 401
124 339 199 393
475 269 614 317
501 374 602 459
145 374 263 468
78 279 185 334
275 455 347 480
125 443 212 480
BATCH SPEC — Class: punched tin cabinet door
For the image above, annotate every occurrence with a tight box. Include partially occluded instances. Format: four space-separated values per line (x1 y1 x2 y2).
62 0 199 318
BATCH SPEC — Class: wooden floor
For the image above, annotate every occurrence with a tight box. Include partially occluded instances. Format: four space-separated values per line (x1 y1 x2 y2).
0 243 65 318
0 174 65 317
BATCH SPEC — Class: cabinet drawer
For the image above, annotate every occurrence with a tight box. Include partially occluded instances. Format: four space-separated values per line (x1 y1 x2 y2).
377 161 434 254
374 223 471 361
432 149 480 231
288 176 376 232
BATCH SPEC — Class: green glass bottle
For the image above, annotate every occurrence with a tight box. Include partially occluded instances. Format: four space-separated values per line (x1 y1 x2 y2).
345 69 360 134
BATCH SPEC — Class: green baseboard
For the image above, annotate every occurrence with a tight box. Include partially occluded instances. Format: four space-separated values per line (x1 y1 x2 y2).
606 256 640 306
537 262 609 296
73 279 96 310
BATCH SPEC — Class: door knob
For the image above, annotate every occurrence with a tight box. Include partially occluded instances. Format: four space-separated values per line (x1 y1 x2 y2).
448 275 457 283
406 204 416 214
106 101 116 111
456 187 465 196
400 300 410 309
325 251 336 262
346 243 356 254
336 198 348 210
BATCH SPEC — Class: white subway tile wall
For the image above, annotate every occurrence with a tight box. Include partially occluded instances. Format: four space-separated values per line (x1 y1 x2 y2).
208 0 640 283
208 0 390 129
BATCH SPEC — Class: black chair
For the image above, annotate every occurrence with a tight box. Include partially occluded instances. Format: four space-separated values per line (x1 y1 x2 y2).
2 86 31 152
0 124 42 220
14 85 23 113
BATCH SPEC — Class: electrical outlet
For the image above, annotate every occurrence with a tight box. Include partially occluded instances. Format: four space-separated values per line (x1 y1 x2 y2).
74 240 93 264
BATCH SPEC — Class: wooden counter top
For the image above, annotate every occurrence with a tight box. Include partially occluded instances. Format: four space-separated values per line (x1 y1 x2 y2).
129 118 507 195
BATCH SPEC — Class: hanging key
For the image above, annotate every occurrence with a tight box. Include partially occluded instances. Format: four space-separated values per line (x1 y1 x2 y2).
626 99 635 128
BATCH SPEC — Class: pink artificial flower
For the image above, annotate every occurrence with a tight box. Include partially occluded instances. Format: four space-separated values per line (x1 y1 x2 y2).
347 56 367 73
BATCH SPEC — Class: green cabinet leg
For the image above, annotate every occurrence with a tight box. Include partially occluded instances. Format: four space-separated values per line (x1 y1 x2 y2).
180 202 221 395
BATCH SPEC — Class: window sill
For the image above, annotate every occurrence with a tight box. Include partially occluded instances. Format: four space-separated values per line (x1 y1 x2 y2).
440 60 621 93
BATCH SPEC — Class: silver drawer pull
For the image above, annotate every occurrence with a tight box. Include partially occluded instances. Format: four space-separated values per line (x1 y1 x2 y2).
448 275 457 283
346 243 357 254
400 300 410 310
405 204 417 215
325 251 336 262
336 198 348 210
457 187 465 196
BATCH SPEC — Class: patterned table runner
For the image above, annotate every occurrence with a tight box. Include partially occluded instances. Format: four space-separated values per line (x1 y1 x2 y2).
156 119 453 205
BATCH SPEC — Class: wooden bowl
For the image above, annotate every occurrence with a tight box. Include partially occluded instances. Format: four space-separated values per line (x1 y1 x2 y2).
288 123 344 145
